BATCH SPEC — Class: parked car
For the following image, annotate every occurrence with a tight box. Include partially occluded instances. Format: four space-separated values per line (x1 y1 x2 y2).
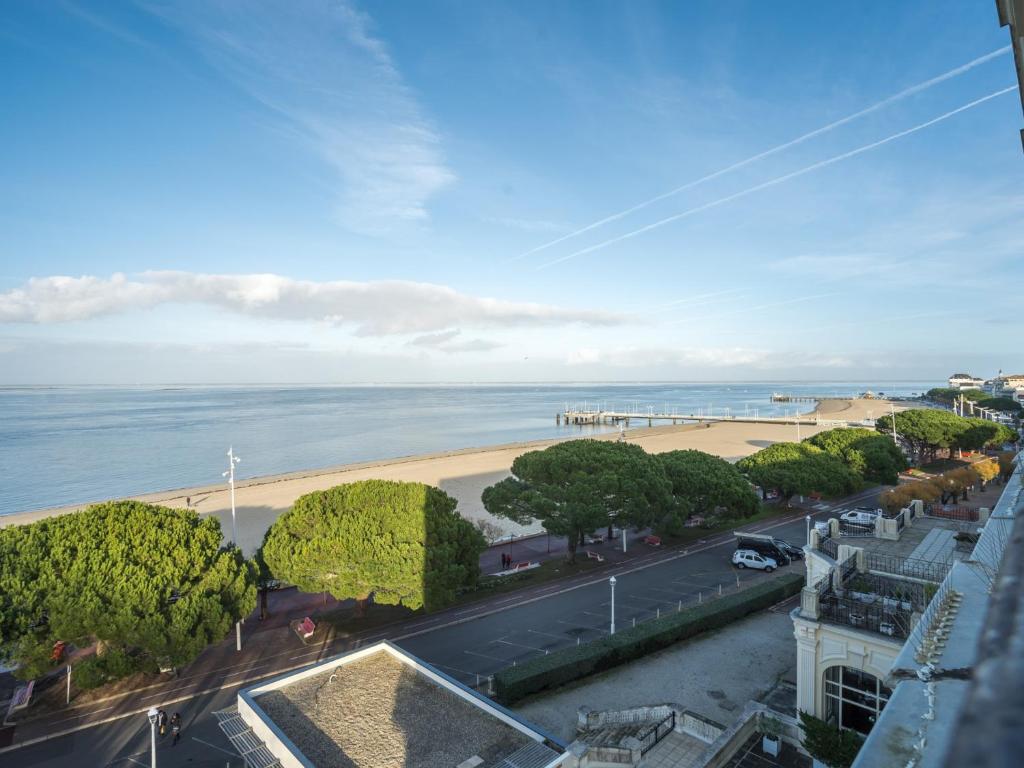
854 506 883 516
772 538 804 560
735 536 793 565
731 549 778 572
840 509 880 527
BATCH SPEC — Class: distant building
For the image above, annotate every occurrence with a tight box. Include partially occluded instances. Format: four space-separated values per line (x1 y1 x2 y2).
947 373 985 390
216 641 567 768
987 373 1024 396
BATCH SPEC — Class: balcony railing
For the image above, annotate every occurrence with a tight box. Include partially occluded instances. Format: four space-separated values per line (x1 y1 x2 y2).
818 593 914 640
863 551 951 583
817 535 839 560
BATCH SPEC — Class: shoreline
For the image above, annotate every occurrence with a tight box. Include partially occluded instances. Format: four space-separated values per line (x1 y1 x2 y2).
0 398 902 553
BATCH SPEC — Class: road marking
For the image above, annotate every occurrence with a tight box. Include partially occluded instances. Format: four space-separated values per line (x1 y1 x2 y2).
494 639 548 653
526 628 572 642
191 736 238 757
48 704 118 724
555 619 606 634
623 594 671 605
464 649 510 664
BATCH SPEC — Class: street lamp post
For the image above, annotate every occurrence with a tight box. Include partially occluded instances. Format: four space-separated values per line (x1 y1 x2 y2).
609 576 617 635
223 447 242 652
223 447 241 544
806 515 811 548
147 707 159 768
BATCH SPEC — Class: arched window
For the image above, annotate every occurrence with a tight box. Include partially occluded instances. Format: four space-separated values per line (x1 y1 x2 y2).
823 666 891 734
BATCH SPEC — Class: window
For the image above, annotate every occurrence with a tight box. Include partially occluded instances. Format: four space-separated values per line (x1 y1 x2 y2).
823 665 891 734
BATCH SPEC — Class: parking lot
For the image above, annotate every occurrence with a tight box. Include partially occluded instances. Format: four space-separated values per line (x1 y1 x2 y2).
410 559 794 690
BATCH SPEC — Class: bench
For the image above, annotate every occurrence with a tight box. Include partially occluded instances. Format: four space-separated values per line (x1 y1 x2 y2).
295 616 316 640
643 535 662 547
586 550 605 563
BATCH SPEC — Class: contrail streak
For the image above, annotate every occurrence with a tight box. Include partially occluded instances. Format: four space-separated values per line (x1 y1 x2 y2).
538 86 1017 270
642 287 746 312
510 45 1011 263
666 292 841 325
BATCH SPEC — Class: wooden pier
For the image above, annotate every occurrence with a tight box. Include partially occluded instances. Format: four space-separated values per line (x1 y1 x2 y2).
770 393 847 403
558 409 846 428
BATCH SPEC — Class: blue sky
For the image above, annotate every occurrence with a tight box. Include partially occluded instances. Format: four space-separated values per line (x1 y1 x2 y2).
0 0 1021 383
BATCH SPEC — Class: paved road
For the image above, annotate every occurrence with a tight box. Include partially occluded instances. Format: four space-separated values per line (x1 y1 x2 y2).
7 489 880 767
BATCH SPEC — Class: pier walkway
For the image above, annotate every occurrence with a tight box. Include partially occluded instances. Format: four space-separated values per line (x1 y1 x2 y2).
558 409 857 428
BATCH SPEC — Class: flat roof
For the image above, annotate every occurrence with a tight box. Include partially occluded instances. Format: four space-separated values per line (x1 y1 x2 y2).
238 642 564 768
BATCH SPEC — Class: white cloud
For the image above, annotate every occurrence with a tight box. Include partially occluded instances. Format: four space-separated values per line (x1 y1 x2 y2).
409 329 462 347
149 0 454 233
407 329 502 353
565 345 852 370
0 272 624 335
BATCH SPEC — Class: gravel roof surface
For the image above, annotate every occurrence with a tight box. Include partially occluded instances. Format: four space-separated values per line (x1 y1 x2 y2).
258 651 532 768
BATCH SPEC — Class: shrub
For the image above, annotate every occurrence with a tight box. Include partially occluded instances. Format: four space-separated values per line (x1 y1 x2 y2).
494 572 804 704
73 657 109 690
72 649 152 691
799 711 863 767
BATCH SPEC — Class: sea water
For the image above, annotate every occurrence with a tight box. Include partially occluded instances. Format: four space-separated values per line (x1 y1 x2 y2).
0 381 932 515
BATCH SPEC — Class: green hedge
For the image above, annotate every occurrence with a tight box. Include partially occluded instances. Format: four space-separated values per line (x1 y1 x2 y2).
494 572 804 704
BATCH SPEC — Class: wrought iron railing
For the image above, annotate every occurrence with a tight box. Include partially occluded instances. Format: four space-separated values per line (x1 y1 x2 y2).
818 535 839 560
819 593 913 640
863 551 951 583
839 555 858 582
638 711 676 756
923 505 979 522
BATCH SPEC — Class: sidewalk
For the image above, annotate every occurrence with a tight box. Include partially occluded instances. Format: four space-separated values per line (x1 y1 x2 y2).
480 527 656 573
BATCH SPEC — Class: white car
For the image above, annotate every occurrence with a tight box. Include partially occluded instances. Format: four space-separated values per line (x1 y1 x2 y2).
732 549 777 572
840 509 881 527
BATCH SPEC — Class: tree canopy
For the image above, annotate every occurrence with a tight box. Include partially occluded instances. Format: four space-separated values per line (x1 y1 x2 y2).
657 449 759 520
927 387 1022 414
0 502 255 675
260 480 485 613
482 440 671 561
804 428 908 484
736 442 859 504
875 409 1017 461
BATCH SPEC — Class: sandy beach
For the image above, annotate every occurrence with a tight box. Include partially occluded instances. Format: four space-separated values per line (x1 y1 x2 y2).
0 397 902 554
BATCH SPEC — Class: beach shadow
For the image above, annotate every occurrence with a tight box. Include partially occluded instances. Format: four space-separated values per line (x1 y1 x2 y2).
437 469 539 540
202 504 282 556
746 439 775 449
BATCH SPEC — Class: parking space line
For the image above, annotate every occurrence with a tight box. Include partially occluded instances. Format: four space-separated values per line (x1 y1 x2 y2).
624 594 672 605
191 737 237 757
526 628 574 642
495 638 548 654
464 649 510 664
555 619 607 634
647 586 684 597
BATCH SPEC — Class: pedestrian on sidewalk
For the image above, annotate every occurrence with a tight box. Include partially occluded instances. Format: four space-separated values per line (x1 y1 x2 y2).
157 709 167 737
170 712 182 746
